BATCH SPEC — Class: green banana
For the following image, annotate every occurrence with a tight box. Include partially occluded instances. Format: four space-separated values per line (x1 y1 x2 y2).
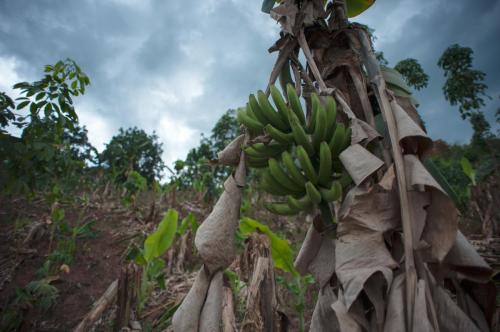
243 146 265 159
246 157 269 168
289 111 314 156
318 141 332 186
305 181 322 204
245 103 259 122
319 181 342 202
268 158 304 193
257 90 288 131
245 152 269 168
249 94 270 125
319 201 334 224
270 85 291 126
342 126 352 151
307 93 319 133
237 109 264 134
265 202 299 215
329 123 345 157
297 146 317 184
252 142 288 157
261 170 290 196
312 99 327 149
286 83 306 125
324 96 337 140
265 124 293 144
281 151 307 187
287 195 313 211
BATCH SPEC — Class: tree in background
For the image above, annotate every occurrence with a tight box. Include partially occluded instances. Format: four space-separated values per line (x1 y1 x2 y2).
174 109 239 198
437 43 498 156
394 58 429 91
0 59 92 193
100 127 165 185
438 44 489 120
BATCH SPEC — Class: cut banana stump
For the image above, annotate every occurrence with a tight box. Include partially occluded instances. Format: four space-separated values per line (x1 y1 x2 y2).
238 84 353 225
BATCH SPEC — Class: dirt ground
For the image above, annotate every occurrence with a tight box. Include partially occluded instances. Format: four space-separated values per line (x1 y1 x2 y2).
0 189 498 331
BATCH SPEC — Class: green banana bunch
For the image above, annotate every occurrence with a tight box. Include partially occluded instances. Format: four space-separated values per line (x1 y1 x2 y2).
237 84 353 222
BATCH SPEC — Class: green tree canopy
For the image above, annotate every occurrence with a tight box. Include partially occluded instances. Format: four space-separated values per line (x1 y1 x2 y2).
0 59 91 193
394 58 429 91
100 127 165 184
438 44 489 119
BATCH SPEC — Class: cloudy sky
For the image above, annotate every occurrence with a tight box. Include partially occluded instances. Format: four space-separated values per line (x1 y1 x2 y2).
1 0 499 168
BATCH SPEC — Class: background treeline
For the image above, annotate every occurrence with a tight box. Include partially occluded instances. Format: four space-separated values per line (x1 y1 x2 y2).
1 44 498 219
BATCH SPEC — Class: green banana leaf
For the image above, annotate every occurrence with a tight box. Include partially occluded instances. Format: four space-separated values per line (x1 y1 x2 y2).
387 83 420 108
240 217 299 277
423 159 460 207
346 0 375 18
144 209 178 262
381 66 412 95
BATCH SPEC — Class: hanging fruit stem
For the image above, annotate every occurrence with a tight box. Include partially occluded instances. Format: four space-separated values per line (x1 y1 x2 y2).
318 201 334 225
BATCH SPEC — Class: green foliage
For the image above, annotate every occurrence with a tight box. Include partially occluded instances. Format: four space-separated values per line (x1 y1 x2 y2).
100 127 165 184
0 59 94 194
127 209 194 314
0 92 16 133
174 109 239 198
144 209 178 261
438 44 489 119
1 279 59 331
240 217 299 277
460 157 476 186
394 58 429 91
239 218 312 332
276 274 315 332
25 279 59 311
470 112 494 146
178 212 199 236
428 138 499 211
122 170 148 208
13 58 89 128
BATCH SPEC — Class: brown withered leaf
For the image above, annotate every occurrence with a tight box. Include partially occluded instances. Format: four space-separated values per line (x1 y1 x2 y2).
383 273 406 331
412 279 435 332
331 289 367 331
432 282 482 332
199 271 223 332
310 285 340 332
294 224 323 276
216 134 245 166
395 95 425 130
337 173 400 235
442 231 492 283
172 266 211 331
339 144 384 186
307 227 336 288
335 170 400 316
335 232 398 310
195 175 242 274
270 0 298 35
404 154 458 262
391 99 432 156
351 118 381 146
